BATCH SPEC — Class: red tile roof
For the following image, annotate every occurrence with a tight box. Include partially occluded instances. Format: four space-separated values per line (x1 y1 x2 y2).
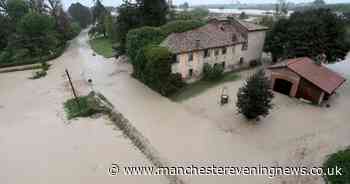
161 22 245 54
281 57 346 94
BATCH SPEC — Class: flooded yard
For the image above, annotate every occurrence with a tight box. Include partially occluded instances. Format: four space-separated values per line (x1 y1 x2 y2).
0 31 167 184
180 57 350 184
1 29 349 184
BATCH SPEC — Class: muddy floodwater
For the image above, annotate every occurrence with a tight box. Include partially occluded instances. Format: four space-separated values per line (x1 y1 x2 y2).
0 31 167 184
1 29 350 184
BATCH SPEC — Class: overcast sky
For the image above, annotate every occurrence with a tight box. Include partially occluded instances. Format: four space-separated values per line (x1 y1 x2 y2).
62 0 350 9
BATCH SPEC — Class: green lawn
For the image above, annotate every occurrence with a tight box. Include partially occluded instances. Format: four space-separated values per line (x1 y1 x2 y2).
170 72 240 102
89 37 114 58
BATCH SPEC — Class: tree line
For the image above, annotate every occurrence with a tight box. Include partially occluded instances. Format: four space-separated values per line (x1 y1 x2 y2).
0 0 82 67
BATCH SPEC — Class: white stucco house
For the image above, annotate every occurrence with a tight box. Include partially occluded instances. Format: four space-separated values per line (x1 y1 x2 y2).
160 17 268 80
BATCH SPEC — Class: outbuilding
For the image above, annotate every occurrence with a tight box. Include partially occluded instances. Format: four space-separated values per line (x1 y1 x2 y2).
268 57 346 104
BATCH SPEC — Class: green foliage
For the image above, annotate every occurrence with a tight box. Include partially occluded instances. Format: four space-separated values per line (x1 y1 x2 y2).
89 37 114 58
30 70 47 79
143 46 172 95
17 12 54 37
0 15 12 50
68 2 92 28
133 45 185 96
16 12 57 56
137 0 168 26
66 22 81 39
114 0 169 52
259 16 274 28
92 0 107 23
202 63 224 81
64 93 106 120
323 148 350 184
236 70 274 120
126 26 165 62
132 47 148 80
6 0 28 22
265 9 350 62
104 14 113 40
160 20 205 35
0 0 74 67
29 62 50 79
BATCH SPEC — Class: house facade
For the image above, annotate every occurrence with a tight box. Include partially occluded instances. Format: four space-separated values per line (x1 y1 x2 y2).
161 17 268 80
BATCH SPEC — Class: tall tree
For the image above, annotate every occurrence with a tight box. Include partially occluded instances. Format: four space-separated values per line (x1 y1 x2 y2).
265 9 350 62
68 2 92 28
114 0 169 52
6 0 28 22
16 12 56 56
92 0 107 23
236 70 274 120
136 0 168 26
0 14 11 49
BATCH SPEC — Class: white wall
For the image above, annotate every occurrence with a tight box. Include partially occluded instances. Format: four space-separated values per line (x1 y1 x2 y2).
242 31 266 63
171 30 266 79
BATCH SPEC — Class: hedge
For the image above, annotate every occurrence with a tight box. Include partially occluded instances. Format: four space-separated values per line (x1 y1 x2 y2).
0 44 66 68
126 26 165 62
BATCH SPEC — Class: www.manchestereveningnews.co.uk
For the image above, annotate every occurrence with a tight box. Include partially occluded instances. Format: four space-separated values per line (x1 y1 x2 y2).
108 163 342 178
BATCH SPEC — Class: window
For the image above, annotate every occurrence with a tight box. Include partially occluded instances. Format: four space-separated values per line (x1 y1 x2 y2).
242 41 248 51
188 53 193 62
214 49 220 56
172 55 179 64
239 57 244 65
222 47 227 55
204 49 210 58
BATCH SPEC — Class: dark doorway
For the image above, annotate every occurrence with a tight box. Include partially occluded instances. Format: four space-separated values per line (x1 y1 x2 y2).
189 69 193 77
273 79 292 96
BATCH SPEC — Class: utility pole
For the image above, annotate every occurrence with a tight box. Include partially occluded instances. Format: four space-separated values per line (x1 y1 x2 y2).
65 69 80 107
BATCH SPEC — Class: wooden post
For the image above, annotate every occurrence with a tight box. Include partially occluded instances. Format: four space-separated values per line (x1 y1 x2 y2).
65 69 80 106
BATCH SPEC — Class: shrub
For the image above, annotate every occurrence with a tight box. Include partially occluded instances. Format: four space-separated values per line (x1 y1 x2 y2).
236 70 274 120
202 63 224 81
0 50 13 64
142 45 184 96
64 92 107 119
323 148 350 184
30 70 47 79
66 22 81 39
126 26 165 62
160 20 206 35
29 62 50 79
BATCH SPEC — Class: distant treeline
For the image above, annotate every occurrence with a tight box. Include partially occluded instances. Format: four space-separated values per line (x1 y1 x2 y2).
192 3 350 13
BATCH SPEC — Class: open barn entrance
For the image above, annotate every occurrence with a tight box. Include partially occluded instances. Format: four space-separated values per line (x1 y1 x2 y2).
273 79 293 96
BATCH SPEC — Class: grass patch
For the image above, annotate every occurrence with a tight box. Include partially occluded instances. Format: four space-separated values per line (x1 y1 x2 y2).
64 92 108 120
29 62 50 80
323 148 350 184
89 37 114 58
170 72 240 102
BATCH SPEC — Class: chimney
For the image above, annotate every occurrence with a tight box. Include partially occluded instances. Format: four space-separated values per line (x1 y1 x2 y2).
195 39 200 48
